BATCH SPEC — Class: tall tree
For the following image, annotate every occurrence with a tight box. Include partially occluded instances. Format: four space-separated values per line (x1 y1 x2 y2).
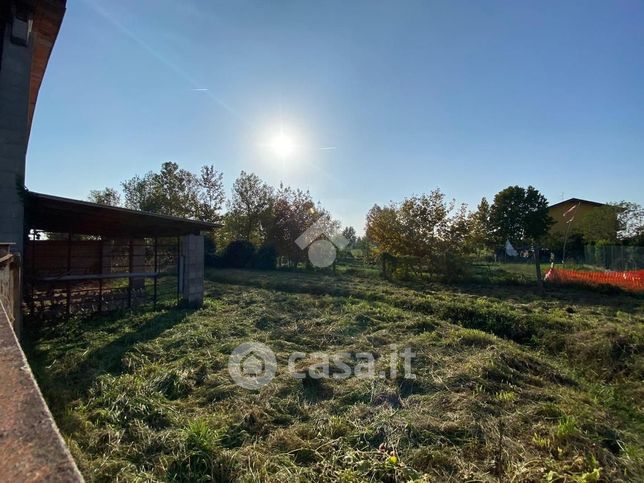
365 204 404 256
264 185 324 266
341 226 357 247
196 165 225 222
88 187 121 206
574 205 620 243
121 161 224 223
397 190 452 258
227 171 274 242
615 201 643 242
489 185 552 285
365 189 473 278
470 197 495 251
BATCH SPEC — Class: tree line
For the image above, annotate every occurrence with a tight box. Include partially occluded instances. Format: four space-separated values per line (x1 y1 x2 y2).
366 185 553 283
89 161 643 279
88 162 344 268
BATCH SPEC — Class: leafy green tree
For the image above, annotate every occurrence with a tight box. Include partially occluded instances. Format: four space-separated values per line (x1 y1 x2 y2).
263 185 330 266
365 204 404 256
227 171 274 242
254 244 278 270
121 161 224 223
489 185 552 285
397 190 451 258
217 176 338 266
88 187 121 206
574 205 620 243
222 240 255 268
341 226 357 247
614 201 643 242
196 165 225 222
365 189 473 279
470 197 495 252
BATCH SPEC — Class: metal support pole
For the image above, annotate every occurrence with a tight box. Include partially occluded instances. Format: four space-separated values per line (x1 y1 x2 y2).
66 233 72 318
30 230 36 316
99 240 104 313
177 236 181 305
153 237 158 309
128 239 133 309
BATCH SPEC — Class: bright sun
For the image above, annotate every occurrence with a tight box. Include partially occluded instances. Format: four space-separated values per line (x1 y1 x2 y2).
270 131 296 158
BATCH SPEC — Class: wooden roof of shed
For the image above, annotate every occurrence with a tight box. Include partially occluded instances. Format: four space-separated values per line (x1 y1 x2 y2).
25 191 220 237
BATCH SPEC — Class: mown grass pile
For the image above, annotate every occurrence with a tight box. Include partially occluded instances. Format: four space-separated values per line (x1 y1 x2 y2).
26 268 643 481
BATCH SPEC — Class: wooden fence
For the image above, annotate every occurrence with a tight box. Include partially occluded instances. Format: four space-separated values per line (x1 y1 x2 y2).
0 244 20 336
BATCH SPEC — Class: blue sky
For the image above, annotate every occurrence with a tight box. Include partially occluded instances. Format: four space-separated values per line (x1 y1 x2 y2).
28 0 644 233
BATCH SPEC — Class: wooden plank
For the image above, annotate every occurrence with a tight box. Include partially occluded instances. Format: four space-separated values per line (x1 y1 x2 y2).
33 272 159 282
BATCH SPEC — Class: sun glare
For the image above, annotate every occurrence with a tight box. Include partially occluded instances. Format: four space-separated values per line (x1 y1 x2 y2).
270 131 296 158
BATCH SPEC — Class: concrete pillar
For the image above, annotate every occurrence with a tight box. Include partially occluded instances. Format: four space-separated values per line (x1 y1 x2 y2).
180 234 204 307
0 11 34 254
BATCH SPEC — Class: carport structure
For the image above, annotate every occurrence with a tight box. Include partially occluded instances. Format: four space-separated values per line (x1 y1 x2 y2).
23 191 217 320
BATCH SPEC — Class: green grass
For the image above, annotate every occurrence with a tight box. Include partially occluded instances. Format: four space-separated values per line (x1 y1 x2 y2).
26 268 643 481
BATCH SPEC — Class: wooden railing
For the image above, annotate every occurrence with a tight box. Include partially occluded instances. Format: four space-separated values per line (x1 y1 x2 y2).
0 243 20 336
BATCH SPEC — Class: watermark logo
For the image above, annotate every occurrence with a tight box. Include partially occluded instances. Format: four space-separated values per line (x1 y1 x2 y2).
295 215 349 268
227 342 277 390
228 343 416 390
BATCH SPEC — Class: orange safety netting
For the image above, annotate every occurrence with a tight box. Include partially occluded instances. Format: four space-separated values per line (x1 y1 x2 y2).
544 268 644 292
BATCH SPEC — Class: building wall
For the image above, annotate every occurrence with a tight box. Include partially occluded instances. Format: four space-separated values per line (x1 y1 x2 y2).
548 201 606 236
0 20 33 253
0 0 66 254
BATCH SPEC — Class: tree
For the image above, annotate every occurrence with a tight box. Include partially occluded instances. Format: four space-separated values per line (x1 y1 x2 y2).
556 201 642 251
470 197 495 252
263 185 325 266
615 201 643 242
215 176 338 267
196 165 226 222
574 205 620 243
222 240 255 268
341 226 357 247
397 190 451 258
489 186 552 285
121 161 224 223
227 171 274 242
121 172 161 213
365 189 473 279
88 187 121 206
365 204 404 256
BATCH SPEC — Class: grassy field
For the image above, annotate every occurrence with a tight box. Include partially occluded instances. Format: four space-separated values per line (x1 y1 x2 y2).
26 268 643 482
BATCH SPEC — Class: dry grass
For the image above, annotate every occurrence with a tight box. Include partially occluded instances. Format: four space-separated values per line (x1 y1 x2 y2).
26 268 643 482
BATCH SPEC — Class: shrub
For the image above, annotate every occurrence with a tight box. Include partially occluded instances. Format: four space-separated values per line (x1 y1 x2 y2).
222 240 255 268
204 234 222 267
254 244 277 270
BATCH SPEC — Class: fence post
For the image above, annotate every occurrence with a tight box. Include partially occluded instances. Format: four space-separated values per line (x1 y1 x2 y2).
534 242 543 289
